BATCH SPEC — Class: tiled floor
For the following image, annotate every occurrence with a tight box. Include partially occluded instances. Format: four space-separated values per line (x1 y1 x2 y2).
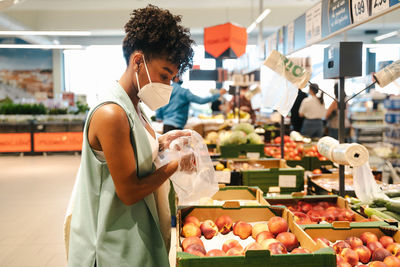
0 155 177 267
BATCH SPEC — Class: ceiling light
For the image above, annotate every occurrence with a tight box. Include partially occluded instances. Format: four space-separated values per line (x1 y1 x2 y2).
374 30 399 42
0 44 84 49
0 31 92 36
247 8 271 34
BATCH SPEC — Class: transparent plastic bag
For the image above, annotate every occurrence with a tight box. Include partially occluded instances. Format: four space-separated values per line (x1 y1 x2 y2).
155 130 218 205
353 162 389 204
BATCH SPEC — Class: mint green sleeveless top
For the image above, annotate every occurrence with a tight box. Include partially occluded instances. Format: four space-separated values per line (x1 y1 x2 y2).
68 82 169 267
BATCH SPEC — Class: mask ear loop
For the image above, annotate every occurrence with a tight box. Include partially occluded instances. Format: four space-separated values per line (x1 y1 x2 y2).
142 54 152 84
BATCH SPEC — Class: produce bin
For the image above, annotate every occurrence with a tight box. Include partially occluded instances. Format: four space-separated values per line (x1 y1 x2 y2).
309 157 333 171
177 206 336 267
286 157 310 170
307 173 355 196
264 194 377 226
219 144 264 158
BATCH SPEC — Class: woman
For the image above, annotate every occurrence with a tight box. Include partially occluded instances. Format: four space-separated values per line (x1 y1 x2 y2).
326 82 351 140
299 83 326 138
66 5 194 266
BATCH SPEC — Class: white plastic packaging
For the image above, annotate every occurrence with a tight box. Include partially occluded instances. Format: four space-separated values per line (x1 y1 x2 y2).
156 130 218 205
374 59 400 88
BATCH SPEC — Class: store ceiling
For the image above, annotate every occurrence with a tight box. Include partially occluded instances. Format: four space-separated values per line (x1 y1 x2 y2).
0 0 399 45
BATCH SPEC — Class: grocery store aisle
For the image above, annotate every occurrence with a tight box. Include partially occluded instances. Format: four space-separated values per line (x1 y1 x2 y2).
0 155 177 267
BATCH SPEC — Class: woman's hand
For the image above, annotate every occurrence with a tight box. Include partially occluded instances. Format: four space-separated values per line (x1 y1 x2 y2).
158 130 191 151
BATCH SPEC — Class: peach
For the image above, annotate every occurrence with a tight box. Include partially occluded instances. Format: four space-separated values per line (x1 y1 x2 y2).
346 237 363 249
354 245 372 264
267 216 288 235
233 221 252 240
291 248 311 254
200 220 218 239
185 243 206 256
387 243 400 255
333 241 351 254
372 248 392 262
182 222 201 238
314 237 330 246
256 231 274 244
184 216 200 227
384 255 400 267
340 248 359 267
368 241 384 253
182 236 204 251
215 215 233 235
222 239 242 253
380 236 395 249
361 232 379 245
369 261 389 267
226 246 244 256
244 242 263 251
251 223 269 239
206 249 226 257
259 238 279 250
267 241 288 255
276 232 299 252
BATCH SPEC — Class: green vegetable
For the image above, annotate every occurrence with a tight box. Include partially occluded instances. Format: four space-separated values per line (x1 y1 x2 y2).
232 123 254 135
385 200 400 214
373 198 388 207
382 210 400 221
364 207 394 220
384 189 400 198
228 130 247 145
247 132 263 144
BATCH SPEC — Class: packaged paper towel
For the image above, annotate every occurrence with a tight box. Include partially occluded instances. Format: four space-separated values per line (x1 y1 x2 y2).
317 136 369 167
374 59 400 88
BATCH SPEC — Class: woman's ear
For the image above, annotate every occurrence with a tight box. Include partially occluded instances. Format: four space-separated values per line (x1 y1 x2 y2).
130 52 143 73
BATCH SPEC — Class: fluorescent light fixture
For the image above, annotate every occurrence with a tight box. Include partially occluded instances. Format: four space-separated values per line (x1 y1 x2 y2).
374 30 399 42
0 31 92 36
247 8 271 33
0 44 84 49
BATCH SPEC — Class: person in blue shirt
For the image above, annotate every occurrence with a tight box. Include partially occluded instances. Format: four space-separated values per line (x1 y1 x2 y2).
156 76 226 133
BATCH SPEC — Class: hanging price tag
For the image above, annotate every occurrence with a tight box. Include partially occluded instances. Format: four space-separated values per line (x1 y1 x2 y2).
371 0 389 15
352 0 369 23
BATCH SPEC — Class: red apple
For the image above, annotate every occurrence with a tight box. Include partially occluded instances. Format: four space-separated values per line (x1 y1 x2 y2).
384 255 400 267
267 216 288 235
200 220 218 239
361 232 379 245
182 222 201 238
222 239 243 253
380 236 395 249
340 248 359 267
354 245 372 264
182 236 204 251
215 215 233 235
372 248 392 262
206 249 226 257
368 241 384 253
346 236 363 249
276 232 299 252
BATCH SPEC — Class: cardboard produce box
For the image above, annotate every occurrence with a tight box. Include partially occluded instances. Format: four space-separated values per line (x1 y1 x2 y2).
307 173 355 196
265 194 382 226
176 206 336 267
177 185 269 207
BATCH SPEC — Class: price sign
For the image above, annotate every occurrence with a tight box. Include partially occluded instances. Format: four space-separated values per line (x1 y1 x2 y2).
352 0 369 23
371 0 390 15
287 22 294 54
306 2 322 45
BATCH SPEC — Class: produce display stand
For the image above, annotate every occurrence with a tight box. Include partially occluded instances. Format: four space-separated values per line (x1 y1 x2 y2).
219 144 265 158
176 206 336 267
307 173 355 196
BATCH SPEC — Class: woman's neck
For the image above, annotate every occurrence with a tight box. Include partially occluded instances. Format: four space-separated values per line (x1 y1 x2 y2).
119 70 140 108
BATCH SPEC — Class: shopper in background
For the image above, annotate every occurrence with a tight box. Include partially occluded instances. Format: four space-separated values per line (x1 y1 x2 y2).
290 89 308 132
299 83 326 138
66 5 194 267
228 85 256 123
156 75 226 134
326 82 351 141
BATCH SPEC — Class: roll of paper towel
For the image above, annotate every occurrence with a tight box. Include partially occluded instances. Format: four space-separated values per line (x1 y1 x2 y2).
317 136 369 167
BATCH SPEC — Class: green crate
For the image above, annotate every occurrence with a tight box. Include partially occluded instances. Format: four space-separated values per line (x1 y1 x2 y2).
286 157 310 170
219 144 264 158
242 168 304 194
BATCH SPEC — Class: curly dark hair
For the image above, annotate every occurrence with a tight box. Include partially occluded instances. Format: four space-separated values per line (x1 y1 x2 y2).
123 4 194 75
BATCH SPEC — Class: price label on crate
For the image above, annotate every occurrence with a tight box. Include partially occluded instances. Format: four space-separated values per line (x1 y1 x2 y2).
279 175 297 188
371 0 389 15
246 152 260 159
352 0 369 23
215 171 231 184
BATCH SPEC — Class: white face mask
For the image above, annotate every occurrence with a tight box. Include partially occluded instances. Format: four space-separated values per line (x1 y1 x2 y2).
136 55 173 111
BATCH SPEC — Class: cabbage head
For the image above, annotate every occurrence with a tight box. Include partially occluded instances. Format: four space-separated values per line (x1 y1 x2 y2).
229 130 247 145
233 123 254 135
247 132 263 144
